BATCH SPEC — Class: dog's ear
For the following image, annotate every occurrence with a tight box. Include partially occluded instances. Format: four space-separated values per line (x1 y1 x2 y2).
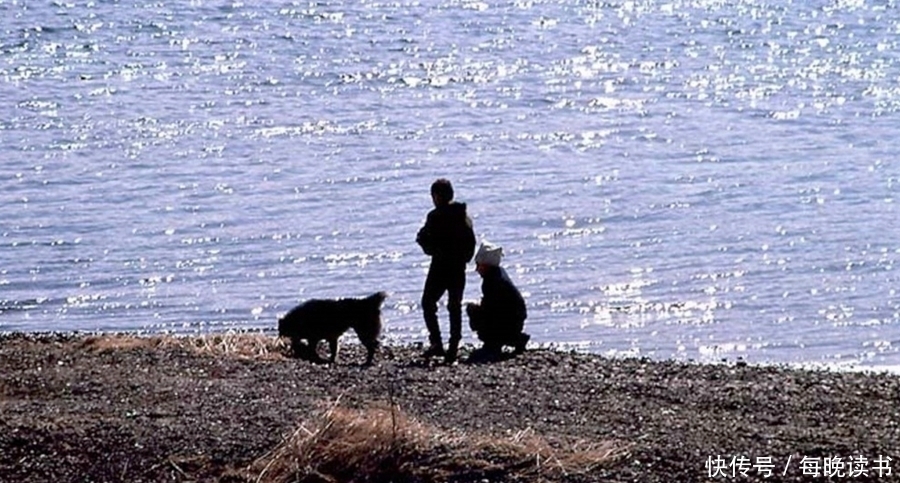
372 291 388 305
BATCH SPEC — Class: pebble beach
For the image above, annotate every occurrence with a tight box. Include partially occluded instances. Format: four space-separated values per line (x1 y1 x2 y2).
1 333 898 483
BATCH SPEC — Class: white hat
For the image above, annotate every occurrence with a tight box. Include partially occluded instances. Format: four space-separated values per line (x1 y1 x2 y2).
474 241 503 267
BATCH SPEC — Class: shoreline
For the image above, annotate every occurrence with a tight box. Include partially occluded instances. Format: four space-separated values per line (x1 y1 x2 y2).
7 328 900 375
2 332 898 482
6 328 899 377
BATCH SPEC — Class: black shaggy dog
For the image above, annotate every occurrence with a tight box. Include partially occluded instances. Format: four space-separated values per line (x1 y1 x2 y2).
278 292 387 365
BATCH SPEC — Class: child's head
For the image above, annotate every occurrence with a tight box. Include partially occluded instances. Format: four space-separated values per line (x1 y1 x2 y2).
474 242 503 275
430 178 454 206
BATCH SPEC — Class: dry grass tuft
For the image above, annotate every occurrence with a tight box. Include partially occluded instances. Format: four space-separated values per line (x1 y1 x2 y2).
80 333 287 360
180 333 287 360
80 334 163 352
246 401 628 483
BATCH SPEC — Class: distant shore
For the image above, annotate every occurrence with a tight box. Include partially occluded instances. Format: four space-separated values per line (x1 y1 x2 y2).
1 332 898 483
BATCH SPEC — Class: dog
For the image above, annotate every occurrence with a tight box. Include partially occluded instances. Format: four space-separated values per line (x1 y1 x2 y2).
278 291 387 365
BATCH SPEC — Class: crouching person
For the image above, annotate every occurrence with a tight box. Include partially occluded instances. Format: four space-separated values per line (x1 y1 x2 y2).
466 242 530 359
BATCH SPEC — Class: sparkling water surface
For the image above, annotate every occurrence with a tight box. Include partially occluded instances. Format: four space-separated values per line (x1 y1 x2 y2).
2 0 899 369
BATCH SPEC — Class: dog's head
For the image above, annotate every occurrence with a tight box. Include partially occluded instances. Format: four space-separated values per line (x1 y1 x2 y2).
277 315 290 337
277 302 308 338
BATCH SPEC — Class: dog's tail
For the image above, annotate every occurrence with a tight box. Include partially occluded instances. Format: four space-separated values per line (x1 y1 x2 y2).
368 291 388 306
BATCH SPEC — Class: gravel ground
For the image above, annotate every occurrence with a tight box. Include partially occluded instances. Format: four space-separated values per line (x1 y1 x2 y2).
1 332 898 483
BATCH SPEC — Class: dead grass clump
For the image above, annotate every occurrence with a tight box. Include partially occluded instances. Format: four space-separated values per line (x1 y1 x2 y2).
80 334 163 352
182 333 286 360
80 333 287 360
247 402 628 483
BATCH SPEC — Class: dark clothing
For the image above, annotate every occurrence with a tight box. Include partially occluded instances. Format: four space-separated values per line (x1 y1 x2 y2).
421 262 466 347
467 266 527 349
416 201 476 351
416 202 476 266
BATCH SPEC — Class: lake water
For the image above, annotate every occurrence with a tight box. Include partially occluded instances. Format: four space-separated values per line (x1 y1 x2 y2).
2 0 899 370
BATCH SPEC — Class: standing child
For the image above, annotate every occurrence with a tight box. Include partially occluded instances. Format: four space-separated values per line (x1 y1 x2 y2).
416 178 476 363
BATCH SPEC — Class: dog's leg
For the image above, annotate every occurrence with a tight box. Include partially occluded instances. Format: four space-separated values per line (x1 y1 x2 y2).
290 337 307 359
327 338 339 363
308 338 328 364
362 339 378 366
